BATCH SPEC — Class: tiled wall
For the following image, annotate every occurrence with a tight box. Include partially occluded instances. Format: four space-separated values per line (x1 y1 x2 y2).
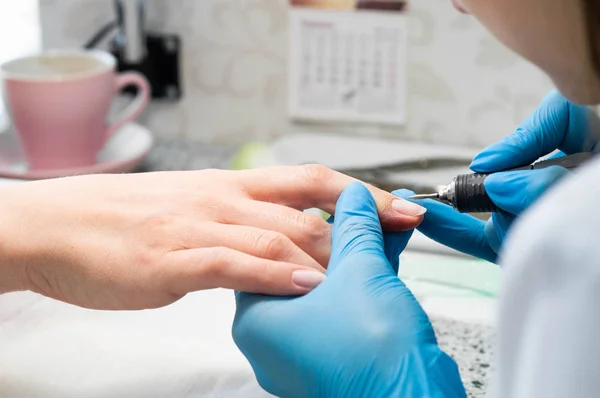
39 0 554 147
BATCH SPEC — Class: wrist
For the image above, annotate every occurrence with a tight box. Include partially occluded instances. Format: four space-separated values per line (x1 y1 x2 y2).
0 190 31 293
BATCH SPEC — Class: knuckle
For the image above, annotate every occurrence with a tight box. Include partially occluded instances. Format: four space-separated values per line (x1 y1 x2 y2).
256 231 292 260
146 212 178 231
133 248 157 269
300 164 334 185
142 213 181 249
512 127 530 146
361 184 390 212
195 194 225 220
250 261 280 289
299 214 331 241
200 247 232 278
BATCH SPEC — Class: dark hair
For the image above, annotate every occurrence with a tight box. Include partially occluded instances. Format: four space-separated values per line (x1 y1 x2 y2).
584 0 600 76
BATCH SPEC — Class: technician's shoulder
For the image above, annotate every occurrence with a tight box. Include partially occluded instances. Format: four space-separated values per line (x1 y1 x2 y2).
500 157 600 274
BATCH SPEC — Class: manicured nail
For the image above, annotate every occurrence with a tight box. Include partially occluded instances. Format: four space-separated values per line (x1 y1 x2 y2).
392 198 427 217
292 270 326 290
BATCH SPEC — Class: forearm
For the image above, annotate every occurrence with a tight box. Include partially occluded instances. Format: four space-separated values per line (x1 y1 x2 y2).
0 196 29 294
0 244 27 294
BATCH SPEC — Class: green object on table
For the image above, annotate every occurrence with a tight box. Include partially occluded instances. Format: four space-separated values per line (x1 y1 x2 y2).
230 142 272 170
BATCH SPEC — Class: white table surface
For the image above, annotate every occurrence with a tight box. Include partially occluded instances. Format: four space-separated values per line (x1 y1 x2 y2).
0 289 272 398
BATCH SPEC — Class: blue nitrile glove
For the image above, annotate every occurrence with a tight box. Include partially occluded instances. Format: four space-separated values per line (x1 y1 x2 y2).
233 182 466 398
410 89 600 263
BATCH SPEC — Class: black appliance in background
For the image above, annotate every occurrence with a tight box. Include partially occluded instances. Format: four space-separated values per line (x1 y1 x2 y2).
84 0 182 101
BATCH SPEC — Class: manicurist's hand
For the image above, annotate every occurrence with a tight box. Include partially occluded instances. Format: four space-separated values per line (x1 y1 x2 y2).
233 183 465 398
0 165 424 310
409 90 600 263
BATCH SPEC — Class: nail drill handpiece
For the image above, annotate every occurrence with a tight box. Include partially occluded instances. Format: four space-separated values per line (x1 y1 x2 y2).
409 152 597 213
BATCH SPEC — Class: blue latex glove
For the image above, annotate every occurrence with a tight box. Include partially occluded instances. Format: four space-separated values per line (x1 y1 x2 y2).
233 183 466 398
411 90 600 263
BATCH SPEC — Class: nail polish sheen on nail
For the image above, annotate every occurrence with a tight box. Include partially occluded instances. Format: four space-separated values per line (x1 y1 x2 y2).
292 270 326 290
392 199 427 217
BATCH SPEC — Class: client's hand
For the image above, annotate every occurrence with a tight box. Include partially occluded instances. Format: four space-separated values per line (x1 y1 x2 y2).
233 183 465 398
0 166 424 310
409 90 600 263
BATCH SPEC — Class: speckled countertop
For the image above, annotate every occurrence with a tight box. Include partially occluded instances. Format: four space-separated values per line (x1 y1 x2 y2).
144 139 495 397
432 317 494 397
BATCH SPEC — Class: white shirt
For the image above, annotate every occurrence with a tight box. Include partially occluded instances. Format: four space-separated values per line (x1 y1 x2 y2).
491 157 600 397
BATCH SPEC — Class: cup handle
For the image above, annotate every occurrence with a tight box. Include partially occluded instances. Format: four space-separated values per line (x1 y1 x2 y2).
106 72 151 140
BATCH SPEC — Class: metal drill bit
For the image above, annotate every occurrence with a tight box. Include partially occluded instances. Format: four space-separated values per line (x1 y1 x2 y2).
408 193 440 200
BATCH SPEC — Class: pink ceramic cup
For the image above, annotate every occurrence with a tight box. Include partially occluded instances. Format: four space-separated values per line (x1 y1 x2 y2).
0 50 150 170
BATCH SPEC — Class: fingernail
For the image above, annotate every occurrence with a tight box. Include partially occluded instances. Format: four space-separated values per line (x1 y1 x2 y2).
392 199 427 217
292 270 326 290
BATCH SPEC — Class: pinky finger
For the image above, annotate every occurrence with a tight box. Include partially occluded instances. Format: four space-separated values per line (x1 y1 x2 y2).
163 247 326 296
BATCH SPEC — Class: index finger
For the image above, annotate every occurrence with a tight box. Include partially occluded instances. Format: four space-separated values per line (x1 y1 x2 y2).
470 90 600 173
236 164 426 231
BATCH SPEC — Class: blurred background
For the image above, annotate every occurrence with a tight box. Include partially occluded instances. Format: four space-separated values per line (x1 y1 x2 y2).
0 0 552 145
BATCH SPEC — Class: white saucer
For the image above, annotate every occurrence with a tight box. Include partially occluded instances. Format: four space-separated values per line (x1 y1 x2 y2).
0 123 154 180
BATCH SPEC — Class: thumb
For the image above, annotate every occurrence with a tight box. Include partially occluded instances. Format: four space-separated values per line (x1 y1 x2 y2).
470 90 598 173
328 182 386 275
484 166 571 215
